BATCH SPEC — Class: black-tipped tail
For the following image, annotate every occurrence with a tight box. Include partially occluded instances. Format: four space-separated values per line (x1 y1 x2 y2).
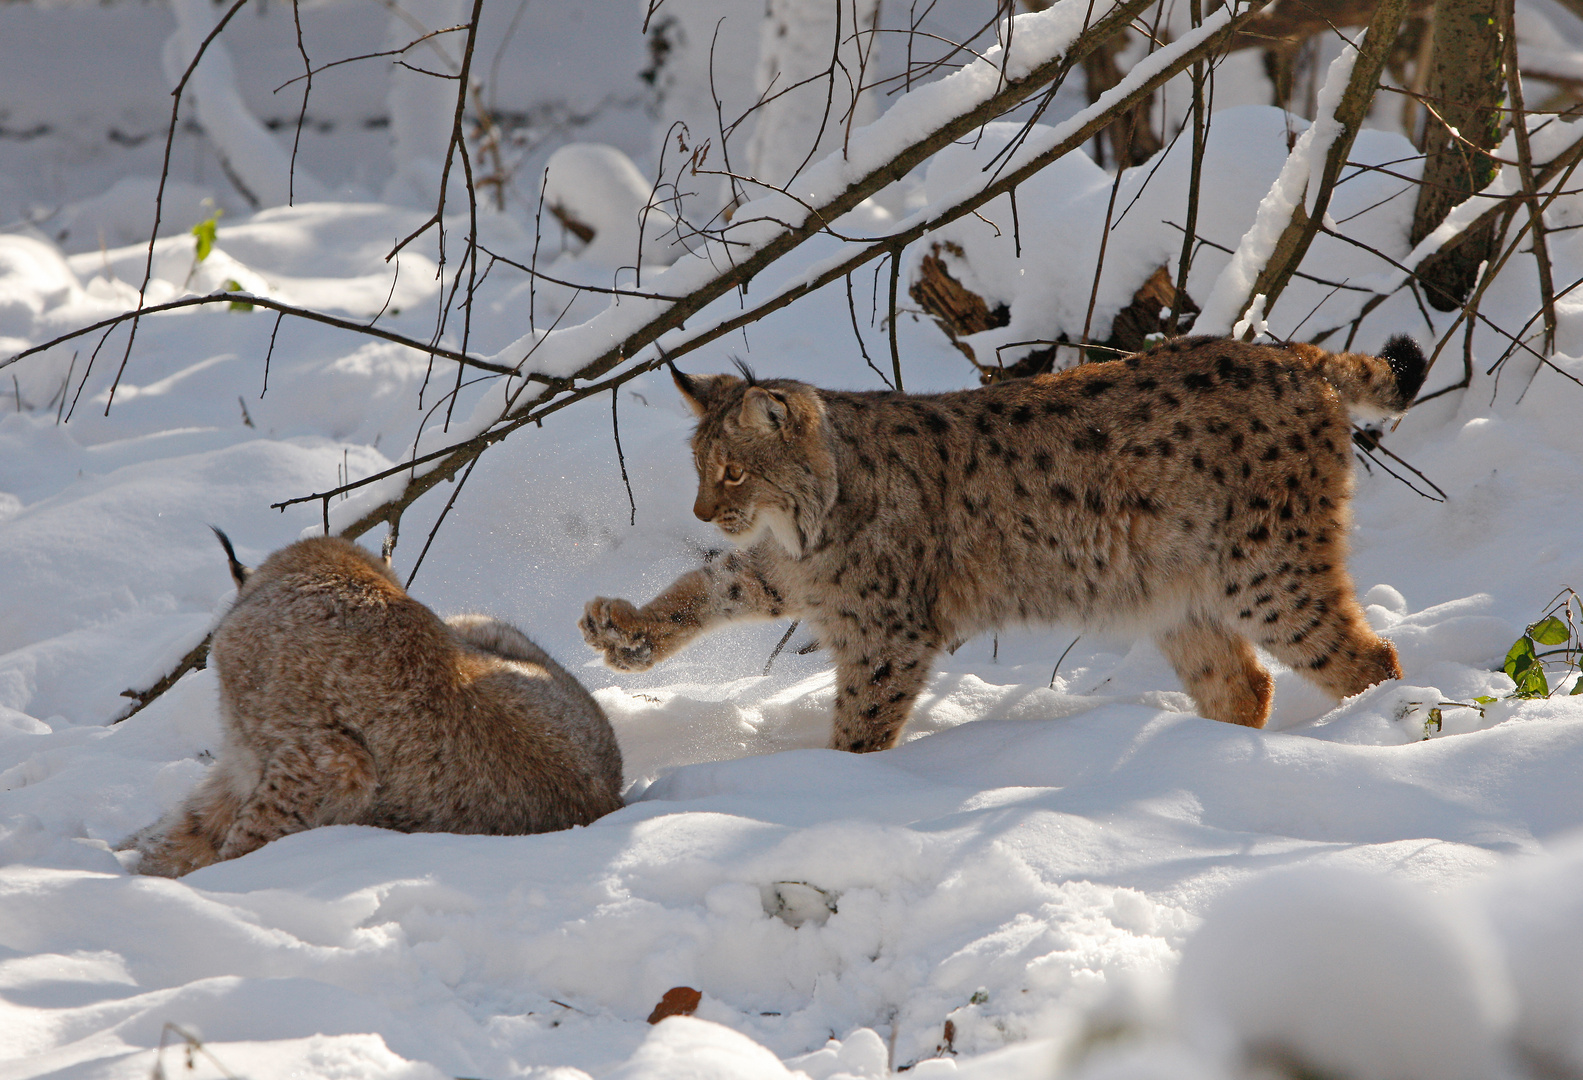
209 526 251 590
1380 334 1426 407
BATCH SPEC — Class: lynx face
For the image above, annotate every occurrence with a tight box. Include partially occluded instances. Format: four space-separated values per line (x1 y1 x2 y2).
681 374 837 559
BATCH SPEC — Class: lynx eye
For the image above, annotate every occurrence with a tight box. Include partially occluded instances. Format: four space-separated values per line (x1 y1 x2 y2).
723 464 747 485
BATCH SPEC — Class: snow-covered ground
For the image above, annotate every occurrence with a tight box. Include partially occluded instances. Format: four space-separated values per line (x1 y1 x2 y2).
4 1 1583 1078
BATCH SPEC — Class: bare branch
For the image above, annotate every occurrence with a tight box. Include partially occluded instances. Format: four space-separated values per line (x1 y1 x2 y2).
102 0 256 416
2 292 518 377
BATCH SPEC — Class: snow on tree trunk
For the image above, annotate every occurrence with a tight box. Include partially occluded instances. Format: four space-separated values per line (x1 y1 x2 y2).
163 0 326 209
382 0 468 209
1196 37 1363 336
640 0 762 223
746 0 882 192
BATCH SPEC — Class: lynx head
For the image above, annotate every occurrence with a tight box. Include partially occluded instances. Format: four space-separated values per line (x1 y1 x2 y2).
672 363 837 559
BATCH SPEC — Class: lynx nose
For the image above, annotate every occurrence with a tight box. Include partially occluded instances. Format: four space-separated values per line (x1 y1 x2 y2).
692 492 716 522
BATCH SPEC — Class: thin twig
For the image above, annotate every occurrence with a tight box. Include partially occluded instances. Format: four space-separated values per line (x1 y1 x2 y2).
1352 425 1447 501
102 0 256 416
611 387 637 527
1050 636 1081 689
1079 112 1134 354
287 0 312 205
1171 0 1209 333
764 621 801 677
1502 0 1558 391
2 292 516 377
405 454 481 588
887 246 904 391
261 310 284 396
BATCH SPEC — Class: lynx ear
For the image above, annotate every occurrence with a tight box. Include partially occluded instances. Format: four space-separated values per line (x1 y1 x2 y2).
209 526 252 590
739 385 789 434
671 367 739 418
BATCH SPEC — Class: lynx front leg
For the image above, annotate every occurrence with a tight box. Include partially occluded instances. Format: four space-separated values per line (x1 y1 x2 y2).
582 550 786 671
218 732 377 863
829 642 941 753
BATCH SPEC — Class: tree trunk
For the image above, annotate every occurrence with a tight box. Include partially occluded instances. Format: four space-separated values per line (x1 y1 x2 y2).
1410 0 1506 310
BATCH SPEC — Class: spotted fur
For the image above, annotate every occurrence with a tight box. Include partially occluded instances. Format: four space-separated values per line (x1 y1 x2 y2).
582 336 1422 751
128 535 624 876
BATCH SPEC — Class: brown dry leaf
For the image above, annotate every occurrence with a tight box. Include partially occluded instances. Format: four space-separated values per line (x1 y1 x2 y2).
646 986 702 1024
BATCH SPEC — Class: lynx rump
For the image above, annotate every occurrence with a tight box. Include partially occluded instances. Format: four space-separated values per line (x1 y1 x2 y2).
129 534 623 877
582 335 1426 752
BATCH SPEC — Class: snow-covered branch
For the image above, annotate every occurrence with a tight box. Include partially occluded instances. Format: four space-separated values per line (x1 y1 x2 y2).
325 0 1275 544
1195 0 1407 337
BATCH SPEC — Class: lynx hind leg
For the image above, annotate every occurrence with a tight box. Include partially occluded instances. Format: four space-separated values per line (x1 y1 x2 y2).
1155 615 1274 728
447 613 549 665
129 766 249 877
1252 586 1402 701
217 734 377 863
1220 539 1402 702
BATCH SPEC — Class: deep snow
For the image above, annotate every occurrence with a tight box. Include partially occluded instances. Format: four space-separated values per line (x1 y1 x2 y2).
3 1 1583 1078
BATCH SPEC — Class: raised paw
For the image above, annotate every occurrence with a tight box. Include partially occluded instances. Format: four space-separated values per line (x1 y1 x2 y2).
581 597 660 671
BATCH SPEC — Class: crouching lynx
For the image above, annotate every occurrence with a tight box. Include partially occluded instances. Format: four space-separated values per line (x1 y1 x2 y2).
128 533 623 877
583 335 1426 752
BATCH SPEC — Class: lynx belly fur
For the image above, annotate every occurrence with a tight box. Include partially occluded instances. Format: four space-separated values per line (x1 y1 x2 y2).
583 335 1426 752
129 534 623 877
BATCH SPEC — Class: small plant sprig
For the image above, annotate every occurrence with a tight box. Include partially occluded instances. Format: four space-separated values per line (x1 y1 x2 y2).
1400 589 1582 740
1494 588 1583 700
190 208 221 263
1400 699 1486 741
184 207 252 311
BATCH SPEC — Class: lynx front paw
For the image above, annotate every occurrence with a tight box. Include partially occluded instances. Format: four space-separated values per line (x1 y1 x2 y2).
581 597 661 671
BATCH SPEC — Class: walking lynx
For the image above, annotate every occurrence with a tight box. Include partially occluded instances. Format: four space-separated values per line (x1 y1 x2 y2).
582 335 1426 752
128 533 623 877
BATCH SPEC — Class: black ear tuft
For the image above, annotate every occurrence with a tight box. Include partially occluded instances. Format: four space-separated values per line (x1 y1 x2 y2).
671 363 702 401
730 357 759 385
1380 334 1427 406
209 526 251 590
672 366 734 418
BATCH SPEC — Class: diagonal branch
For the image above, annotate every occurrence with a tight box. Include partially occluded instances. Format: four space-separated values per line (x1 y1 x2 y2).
1197 0 1407 335
1240 0 1407 324
322 0 1274 542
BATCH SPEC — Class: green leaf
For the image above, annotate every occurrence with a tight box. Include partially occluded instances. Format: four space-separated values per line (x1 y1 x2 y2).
1503 635 1536 677
1516 664 1549 699
224 279 253 313
1472 695 1497 705
1571 678 1583 696
1502 636 1550 697
1529 616 1570 646
190 210 221 262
